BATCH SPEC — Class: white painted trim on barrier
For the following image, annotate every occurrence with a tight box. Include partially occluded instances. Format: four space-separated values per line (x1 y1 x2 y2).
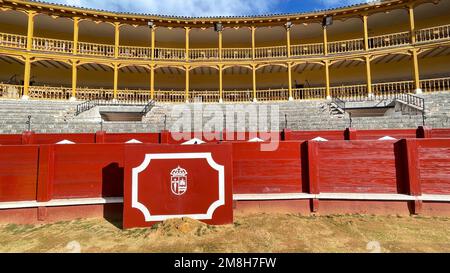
2 194 450 211
0 197 123 210
317 193 417 201
233 193 313 201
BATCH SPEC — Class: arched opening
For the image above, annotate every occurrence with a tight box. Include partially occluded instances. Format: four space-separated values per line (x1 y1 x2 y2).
329 59 367 99
371 53 415 95
256 64 289 101
34 14 73 40
154 27 185 60
368 8 409 37
154 66 185 102
120 24 151 47
0 10 27 35
415 0 450 28
189 66 220 103
118 65 150 90
292 62 326 99
79 20 114 45
0 54 24 99
31 59 71 87
290 22 324 56
222 65 252 102
190 27 219 60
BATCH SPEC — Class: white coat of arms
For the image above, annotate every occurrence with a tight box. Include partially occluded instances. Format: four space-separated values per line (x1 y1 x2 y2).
170 166 188 196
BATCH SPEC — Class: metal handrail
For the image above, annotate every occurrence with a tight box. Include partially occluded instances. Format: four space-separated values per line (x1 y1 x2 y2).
141 100 156 115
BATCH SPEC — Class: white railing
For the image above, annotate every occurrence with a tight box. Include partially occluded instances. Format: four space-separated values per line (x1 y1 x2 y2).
32 37 74 53
222 48 253 60
0 32 27 49
416 24 450 43
368 31 410 49
291 43 324 57
256 88 289 101
119 45 152 59
154 48 185 61
254 46 287 59
0 83 24 99
78 42 115 57
189 48 219 60
292 87 326 100
328 38 365 54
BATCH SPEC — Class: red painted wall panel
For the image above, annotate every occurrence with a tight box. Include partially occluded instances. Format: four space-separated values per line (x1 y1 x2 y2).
357 129 417 140
290 130 345 141
33 133 96 144
317 141 403 194
52 144 124 199
104 133 160 144
0 145 38 201
232 141 305 194
431 129 450 138
417 139 450 194
0 134 22 145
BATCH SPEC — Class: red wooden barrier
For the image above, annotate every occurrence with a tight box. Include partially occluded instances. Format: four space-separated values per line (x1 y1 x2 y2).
416 139 450 195
356 129 417 140
232 141 305 194
315 140 404 194
50 144 125 199
103 133 159 144
33 133 96 144
290 130 345 141
0 134 22 145
0 145 39 202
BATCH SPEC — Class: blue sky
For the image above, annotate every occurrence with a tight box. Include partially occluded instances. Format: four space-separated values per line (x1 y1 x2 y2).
39 0 374 17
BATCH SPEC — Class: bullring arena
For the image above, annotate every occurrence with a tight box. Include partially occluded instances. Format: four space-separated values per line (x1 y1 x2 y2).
0 0 450 253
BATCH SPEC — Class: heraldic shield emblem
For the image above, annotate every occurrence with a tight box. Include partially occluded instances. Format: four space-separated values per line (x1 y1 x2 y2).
170 166 188 196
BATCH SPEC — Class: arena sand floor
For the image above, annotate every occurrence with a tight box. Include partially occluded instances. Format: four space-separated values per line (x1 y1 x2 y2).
0 214 449 253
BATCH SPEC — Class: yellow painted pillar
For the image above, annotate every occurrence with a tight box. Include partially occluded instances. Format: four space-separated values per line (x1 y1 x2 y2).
412 49 422 93
150 64 155 100
71 61 78 100
288 62 293 101
251 26 256 60
324 60 331 99
219 64 223 103
73 17 79 55
363 15 369 51
323 25 328 56
365 56 373 98
286 23 292 58
218 30 223 60
23 56 31 99
408 5 416 44
185 27 190 61
185 65 190 103
113 63 119 100
26 11 36 51
252 64 257 102
151 26 156 60
114 22 120 58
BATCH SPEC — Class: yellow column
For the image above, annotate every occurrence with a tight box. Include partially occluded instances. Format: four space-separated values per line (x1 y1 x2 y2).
150 64 155 100
151 26 156 60
218 30 223 60
288 62 293 101
114 22 120 58
324 60 331 99
365 56 373 98
23 56 31 99
185 27 190 61
113 63 119 100
286 23 292 58
323 25 328 56
252 64 257 102
363 15 369 51
219 64 223 103
412 49 422 93
408 6 416 44
185 65 190 102
251 26 256 60
73 17 79 55
71 61 77 100
26 11 36 51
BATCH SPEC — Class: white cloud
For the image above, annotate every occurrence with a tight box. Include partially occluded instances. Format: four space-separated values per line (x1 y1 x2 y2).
51 0 278 17
318 0 380 8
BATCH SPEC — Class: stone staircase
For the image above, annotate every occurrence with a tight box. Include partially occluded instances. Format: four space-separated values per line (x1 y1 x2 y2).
0 91 449 134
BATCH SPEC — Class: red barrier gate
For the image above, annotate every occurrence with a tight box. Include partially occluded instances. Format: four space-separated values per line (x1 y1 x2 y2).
123 144 234 228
